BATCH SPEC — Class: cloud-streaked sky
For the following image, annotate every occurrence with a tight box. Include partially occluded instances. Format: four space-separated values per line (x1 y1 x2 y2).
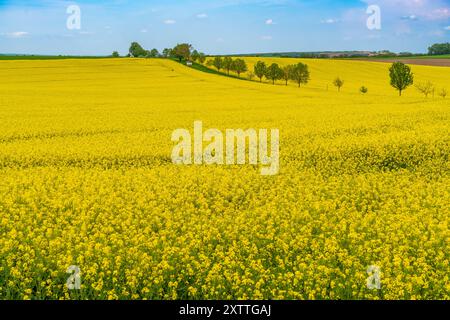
0 0 449 55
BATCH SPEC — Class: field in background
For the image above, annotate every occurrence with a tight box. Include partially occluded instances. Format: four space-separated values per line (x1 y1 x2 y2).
354 57 450 68
349 54 450 60
230 57 449 94
0 58 448 300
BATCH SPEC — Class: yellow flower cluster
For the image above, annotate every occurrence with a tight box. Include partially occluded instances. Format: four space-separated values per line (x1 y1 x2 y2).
0 58 448 300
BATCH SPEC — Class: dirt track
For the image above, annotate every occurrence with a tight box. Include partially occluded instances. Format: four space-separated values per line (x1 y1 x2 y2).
357 58 450 67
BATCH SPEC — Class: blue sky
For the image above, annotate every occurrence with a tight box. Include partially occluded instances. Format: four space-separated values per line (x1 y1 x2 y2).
0 0 449 55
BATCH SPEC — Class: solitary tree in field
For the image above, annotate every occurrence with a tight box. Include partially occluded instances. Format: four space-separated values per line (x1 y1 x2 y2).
389 62 414 96
212 57 223 72
439 88 448 99
265 63 283 84
281 65 294 86
129 42 147 57
172 43 192 62
254 61 267 82
333 77 344 92
290 63 310 87
223 57 234 75
415 81 434 98
112 51 120 58
360 86 368 94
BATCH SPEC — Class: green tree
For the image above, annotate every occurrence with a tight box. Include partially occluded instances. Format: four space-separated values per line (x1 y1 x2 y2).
172 43 192 62
389 62 414 96
162 48 172 58
198 53 206 64
129 42 147 57
254 61 267 82
333 77 344 92
150 49 159 57
360 86 368 94
112 51 120 58
290 63 310 87
428 43 450 55
191 50 200 62
212 57 223 72
265 63 283 84
232 59 248 78
281 65 294 85
223 57 234 75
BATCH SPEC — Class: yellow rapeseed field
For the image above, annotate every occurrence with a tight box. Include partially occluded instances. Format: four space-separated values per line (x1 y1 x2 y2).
0 58 448 300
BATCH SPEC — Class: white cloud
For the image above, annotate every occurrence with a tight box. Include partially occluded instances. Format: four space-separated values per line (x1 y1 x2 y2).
321 18 339 24
163 19 176 24
197 13 208 19
265 19 275 25
3 31 29 38
141 29 148 33
401 15 418 20
428 8 450 20
429 30 445 37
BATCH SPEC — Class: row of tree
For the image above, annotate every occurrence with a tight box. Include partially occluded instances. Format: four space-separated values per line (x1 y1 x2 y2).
206 57 248 77
207 57 347 92
170 44 207 63
428 42 450 56
127 42 207 62
206 57 311 86
254 61 311 86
